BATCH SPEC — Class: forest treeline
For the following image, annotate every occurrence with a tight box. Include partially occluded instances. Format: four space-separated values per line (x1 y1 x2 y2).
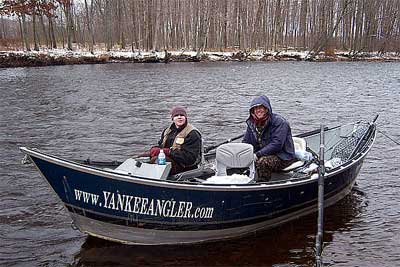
0 0 399 59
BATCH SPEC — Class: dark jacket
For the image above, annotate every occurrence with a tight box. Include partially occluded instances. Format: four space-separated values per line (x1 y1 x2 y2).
158 122 202 168
243 95 295 161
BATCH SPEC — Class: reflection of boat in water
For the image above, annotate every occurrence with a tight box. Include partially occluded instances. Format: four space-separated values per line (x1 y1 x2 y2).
20 119 376 245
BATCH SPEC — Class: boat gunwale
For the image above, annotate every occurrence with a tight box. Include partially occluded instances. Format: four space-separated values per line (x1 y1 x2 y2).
19 148 370 192
19 121 376 192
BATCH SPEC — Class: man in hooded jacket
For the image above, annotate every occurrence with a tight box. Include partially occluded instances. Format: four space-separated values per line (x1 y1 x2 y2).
243 95 296 181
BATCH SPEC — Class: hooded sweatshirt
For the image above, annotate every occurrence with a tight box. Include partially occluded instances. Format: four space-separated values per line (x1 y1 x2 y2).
243 95 295 161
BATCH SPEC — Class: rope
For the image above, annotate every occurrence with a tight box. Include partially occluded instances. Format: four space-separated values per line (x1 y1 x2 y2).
378 129 400 146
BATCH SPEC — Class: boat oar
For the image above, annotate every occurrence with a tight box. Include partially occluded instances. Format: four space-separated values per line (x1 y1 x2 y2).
75 159 123 166
204 134 244 153
20 151 125 167
203 126 330 154
76 151 152 167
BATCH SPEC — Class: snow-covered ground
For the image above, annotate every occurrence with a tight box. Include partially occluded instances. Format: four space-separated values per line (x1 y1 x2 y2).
1 49 399 67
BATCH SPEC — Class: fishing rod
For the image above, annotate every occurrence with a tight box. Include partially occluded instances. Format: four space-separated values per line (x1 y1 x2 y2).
204 134 244 153
75 158 124 166
22 134 246 167
22 123 361 167
203 126 328 155
75 151 155 166
80 133 247 165
21 151 124 167
74 126 331 165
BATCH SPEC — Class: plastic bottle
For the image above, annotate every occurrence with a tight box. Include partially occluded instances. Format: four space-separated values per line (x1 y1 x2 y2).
158 149 166 165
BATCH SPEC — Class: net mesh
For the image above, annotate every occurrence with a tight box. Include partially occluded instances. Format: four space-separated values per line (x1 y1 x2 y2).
331 123 369 161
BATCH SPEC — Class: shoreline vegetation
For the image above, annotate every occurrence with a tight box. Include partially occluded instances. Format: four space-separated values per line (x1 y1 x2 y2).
1 0 399 68
1 49 400 68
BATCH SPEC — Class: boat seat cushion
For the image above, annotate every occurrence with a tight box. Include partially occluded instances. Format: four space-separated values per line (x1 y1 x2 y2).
281 160 304 172
293 137 306 151
282 137 308 172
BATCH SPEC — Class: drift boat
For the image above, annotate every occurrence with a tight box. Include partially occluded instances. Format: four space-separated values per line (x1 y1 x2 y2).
20 118 377 245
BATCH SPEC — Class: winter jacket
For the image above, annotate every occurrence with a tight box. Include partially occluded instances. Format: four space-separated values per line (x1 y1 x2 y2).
158 122 202 168
243 95 295 161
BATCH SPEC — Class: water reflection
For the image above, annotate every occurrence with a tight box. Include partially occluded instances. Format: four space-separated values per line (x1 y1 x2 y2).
72 190 364 267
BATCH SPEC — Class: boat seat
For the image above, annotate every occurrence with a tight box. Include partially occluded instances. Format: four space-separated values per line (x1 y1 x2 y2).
215 143 255 180
282 137 307 172
293 136 307 152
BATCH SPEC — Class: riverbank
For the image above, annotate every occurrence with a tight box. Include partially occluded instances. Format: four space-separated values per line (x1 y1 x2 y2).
1 49 399 68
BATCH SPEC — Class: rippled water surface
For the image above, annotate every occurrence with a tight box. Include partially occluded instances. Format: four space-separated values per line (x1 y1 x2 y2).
1 62 399 266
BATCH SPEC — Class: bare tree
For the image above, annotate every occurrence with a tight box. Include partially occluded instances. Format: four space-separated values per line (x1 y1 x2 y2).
1 0 399 54
307 0 352 60
84 0 95 53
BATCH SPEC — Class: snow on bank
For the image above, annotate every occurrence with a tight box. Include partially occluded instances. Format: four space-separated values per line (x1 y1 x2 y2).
1 49 399 68
1 48 399 60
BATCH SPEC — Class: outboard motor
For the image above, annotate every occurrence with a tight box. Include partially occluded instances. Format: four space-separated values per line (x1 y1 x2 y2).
215 143 255 179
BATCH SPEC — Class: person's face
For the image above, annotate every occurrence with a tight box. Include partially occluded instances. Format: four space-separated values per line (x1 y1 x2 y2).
252 105 267 119
173 114 186 128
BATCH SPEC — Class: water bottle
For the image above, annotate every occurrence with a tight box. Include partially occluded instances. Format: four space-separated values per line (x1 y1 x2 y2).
158 149 166 165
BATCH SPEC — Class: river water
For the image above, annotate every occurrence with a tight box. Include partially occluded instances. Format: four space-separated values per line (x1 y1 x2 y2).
1 61 399 266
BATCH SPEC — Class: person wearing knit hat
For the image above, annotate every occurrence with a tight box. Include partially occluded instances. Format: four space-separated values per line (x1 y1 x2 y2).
149 106 202 175
170 106 187 118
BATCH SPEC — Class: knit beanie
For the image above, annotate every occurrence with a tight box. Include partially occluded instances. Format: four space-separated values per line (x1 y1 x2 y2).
170 106 187 118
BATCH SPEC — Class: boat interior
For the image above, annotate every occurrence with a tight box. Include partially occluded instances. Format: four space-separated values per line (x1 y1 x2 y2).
100 121 374 185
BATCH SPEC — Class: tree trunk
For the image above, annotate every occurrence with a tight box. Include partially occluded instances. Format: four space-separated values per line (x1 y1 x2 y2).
21 14 30 51
32 12 39 51
106 0 112 51
39 15 49 48
129 1 139 51
48 16 57 49
308 0 351 60
1 15 5 40
84 0 94 53
63 1 74 50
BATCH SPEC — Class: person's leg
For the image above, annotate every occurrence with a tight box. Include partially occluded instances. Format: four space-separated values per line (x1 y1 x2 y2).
279 158 298 170
255 155 281 181
255 155 296 182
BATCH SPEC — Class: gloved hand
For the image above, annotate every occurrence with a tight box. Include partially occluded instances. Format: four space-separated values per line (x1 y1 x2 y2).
150 147 161 158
